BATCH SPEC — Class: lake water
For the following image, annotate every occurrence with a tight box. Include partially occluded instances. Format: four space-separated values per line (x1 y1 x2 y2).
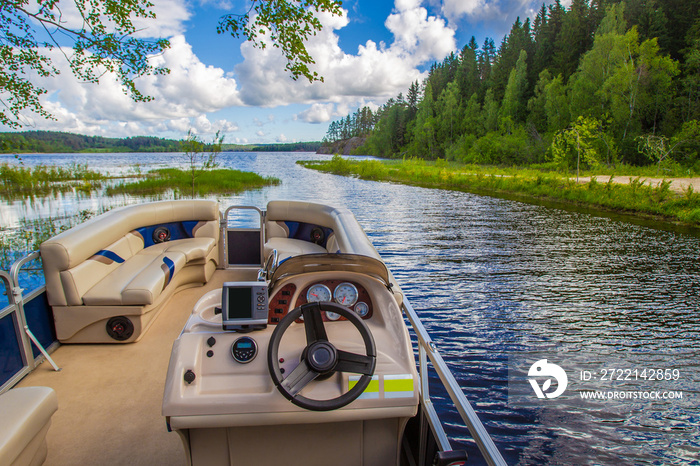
1 152 699 465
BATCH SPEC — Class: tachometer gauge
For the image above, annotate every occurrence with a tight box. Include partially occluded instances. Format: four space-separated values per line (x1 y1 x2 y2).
333 282 358 307
354 302 369 317
306 284 332 303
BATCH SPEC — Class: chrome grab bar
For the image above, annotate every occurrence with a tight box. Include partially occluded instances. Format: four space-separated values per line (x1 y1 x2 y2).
401 299 507 466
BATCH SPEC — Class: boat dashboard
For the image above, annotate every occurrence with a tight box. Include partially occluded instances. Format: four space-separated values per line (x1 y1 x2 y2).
270 278 374 323
163 258 419 430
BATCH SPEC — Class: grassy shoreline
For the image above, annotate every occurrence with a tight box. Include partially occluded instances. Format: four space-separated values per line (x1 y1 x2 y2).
299 156 700 227
106 167 280 196
0 162 106 198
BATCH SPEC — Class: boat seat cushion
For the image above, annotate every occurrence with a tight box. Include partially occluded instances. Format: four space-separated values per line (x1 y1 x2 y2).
264 237 327 261
0 386 57 466
82 252 187 306
138 237 216 263
59 235 140 306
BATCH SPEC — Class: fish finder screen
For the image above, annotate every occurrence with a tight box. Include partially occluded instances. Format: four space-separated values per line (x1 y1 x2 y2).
226 287 253 319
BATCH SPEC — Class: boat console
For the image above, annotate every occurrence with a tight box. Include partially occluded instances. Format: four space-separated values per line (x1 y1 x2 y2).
162 202 419 466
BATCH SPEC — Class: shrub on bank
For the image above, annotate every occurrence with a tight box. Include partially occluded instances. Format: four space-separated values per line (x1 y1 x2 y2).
107 167 280 196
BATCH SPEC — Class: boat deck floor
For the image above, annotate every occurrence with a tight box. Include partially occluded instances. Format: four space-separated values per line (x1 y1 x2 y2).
17 270 239 465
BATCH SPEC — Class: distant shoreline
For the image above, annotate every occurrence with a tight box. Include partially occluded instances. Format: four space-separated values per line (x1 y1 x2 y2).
0 130 321 154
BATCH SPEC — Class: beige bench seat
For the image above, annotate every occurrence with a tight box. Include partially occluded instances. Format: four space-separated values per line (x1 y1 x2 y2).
82 251 187 306
139 237 216 263
264 201 382 260
264 237 327 262
0 387 57 466
40 200 221 343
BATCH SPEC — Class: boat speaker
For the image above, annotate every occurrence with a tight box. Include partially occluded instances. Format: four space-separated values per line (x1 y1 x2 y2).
106 316 134 341
310 227 325 245
153 226 171 243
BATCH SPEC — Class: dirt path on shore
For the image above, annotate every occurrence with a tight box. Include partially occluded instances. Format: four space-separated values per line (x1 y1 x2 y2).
576 175 700 193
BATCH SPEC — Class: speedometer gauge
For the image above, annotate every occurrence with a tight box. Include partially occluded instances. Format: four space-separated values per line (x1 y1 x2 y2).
333 282 358 307
306 284 332 303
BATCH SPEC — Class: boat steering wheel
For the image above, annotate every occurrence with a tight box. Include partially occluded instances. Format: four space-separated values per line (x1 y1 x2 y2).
268 302 376 411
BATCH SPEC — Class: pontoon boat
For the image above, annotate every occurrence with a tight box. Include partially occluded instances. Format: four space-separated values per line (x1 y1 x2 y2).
0 200 505 465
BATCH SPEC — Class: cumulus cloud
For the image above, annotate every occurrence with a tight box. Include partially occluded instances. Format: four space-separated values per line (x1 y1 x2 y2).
441 0 543 22
132 0 191 37
298 103 337 124
7 34 242 137
34 0 189 39
189 115 239 134
234 0 456 116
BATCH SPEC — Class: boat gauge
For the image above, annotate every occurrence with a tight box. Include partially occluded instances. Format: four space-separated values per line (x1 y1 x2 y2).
333 282 358 307
325 310 341 321
354 302 369 317
306 284 332 303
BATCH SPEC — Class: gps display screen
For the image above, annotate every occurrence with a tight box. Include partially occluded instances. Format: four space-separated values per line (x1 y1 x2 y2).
226 287 253 320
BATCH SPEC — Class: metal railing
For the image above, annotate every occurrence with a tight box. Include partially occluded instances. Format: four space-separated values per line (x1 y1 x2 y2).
0 252 60 395
402 299 507 466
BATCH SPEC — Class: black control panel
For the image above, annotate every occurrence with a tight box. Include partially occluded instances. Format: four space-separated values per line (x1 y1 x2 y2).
231 336 257 363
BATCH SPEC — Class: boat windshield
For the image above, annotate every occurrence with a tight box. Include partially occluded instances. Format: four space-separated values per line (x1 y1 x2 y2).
269 253 391 289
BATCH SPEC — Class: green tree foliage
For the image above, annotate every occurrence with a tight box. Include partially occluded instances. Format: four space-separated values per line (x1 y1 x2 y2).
636 133 681 173
0 131 182 153
553 0 594 79
0 0 170 128
218 0 341 83
407 82 438 158
324 0 697 172
2 0 342 127
676 31 700 124
181 130 224 198
323 106 377 143
501 50 529 122
671 120 700 167
435 81 462 149
551 116 608 173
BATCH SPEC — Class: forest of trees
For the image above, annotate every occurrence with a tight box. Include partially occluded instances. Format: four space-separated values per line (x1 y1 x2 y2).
0 131 182 153
0 131 322 154
324 0 700 172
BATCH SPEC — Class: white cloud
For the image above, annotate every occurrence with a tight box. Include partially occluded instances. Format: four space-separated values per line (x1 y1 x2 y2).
189 115 239 134
276 134 288 142
441 0 543 22
132 0 191 37
198 0 234 10
298 103 337 123
256 130 265 137
7 35 242 137
385 0 457 63
34 0 189 39
234 1 456 110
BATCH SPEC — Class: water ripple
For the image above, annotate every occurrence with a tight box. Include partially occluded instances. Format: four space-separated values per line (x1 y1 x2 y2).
2 152 698 465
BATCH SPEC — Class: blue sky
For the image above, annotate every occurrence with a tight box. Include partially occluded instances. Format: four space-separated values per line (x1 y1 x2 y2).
8 0 553 144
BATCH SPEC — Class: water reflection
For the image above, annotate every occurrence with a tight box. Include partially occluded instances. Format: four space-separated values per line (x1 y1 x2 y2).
1 152 699 464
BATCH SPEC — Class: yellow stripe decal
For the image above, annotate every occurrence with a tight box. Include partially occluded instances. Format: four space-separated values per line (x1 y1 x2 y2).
384 374 414 398
349 376 379 392
349 375 379 399
385 378 413 392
